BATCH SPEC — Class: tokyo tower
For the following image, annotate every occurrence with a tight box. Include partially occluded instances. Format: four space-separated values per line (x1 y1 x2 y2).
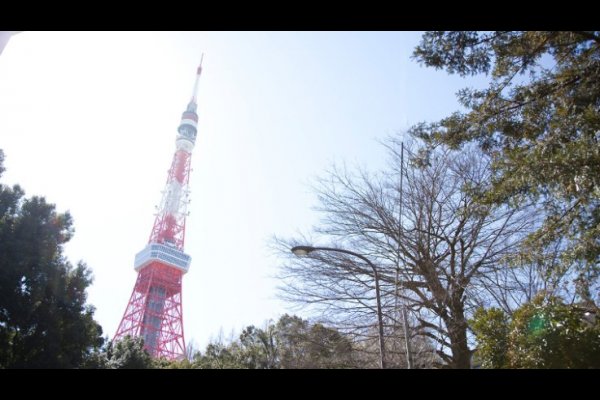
114 58 203 359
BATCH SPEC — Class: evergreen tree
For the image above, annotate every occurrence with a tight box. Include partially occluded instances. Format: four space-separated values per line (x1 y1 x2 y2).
0 149 104 368
411 31 600 269
472 296 600 368
193 315 357 369
104 336 154 369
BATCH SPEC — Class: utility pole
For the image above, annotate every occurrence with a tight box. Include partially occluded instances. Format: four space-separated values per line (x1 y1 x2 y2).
395 141 414 368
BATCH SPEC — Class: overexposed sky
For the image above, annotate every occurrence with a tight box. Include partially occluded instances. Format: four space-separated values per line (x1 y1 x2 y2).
0 31 482 349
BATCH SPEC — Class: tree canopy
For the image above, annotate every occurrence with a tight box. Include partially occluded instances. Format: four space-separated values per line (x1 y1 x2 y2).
104 336 154 369
471 296 600 368
410 31 600 271
0 149 104 368
193 314 357 369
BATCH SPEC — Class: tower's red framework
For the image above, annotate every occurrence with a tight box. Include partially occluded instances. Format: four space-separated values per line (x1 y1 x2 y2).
114 60 203 359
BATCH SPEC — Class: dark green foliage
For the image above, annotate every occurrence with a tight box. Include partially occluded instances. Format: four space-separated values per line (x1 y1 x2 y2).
86 337 187 369
103 336 154 369
83 336 155 369
152 356 192 369
193 314 357 369
193 341 246 369
79 337 110 369
470 308 509 368
0 151 104 368
411 31 600 269
238 324 278 369
471 296 600 368
275 314 356 369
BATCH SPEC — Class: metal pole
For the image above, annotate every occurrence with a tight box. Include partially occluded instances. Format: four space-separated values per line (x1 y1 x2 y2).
401 303 413 368
397 142 413 369
292 246 386 369
372 265 386 370
321 247 386 369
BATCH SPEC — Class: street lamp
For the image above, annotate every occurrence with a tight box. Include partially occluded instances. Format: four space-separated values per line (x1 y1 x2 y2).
291 245 386 369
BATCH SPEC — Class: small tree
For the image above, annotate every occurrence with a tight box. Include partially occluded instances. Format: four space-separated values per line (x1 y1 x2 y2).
193 341 246 369
472 296 600 368
193 315 357 369
275 314 357 369
470 308 509 368
238 324 279 369
104 336 154 369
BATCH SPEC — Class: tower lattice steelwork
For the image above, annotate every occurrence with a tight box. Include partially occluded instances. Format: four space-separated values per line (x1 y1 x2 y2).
114 58 203 359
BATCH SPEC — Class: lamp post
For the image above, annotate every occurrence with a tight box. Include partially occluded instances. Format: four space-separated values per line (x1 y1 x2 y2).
291 245 386 369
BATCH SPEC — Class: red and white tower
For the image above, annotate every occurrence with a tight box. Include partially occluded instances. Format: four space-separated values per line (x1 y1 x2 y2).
114 58 204 359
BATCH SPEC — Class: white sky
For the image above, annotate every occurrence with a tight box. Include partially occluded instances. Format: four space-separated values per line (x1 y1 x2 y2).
0 31 484 349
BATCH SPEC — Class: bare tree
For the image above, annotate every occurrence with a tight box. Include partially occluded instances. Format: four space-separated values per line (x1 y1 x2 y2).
351 323 441 368
275 139 535 368
185 338 198 361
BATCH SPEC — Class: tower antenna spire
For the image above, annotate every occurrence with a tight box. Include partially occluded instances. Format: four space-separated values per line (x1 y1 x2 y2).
191 53 204 103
